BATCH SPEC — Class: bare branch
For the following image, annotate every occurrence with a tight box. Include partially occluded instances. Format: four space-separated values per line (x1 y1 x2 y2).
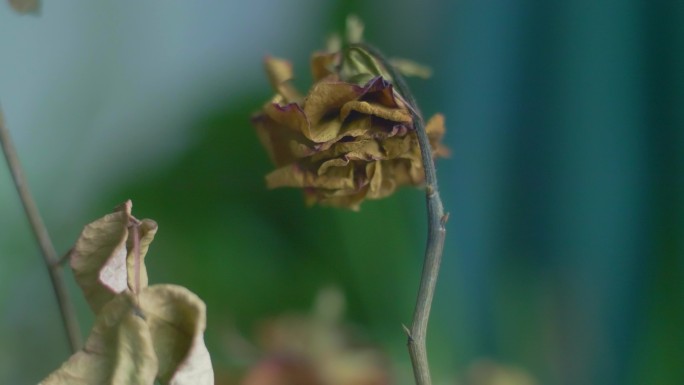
0 109 82 352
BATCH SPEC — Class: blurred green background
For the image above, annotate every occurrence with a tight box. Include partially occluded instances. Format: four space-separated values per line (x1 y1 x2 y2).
1 1 682 384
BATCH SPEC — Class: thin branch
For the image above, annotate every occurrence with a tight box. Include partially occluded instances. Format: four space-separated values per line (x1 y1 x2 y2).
0 109 82 353
130 221 141 295
351 43 448 385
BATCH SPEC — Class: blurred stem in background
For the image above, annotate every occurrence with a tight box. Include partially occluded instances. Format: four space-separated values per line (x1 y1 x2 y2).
0 108 82 353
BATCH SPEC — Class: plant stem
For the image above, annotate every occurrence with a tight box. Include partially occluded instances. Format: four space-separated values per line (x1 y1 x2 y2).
352 43 448 385
0 109 82 353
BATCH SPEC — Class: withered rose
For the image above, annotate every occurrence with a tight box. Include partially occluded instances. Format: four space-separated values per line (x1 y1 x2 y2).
252 53 448 210
239 288 391 385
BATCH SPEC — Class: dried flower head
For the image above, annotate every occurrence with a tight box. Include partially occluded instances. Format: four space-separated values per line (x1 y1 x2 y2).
240 288 391 385
252 19 448 210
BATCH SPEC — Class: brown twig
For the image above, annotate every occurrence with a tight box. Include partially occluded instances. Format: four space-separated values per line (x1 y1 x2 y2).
129 221 141 295
350 43 448 385
0 109 82 353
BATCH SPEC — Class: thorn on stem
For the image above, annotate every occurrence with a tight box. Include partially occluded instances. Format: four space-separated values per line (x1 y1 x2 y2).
441 212 450 226
402 324 413 341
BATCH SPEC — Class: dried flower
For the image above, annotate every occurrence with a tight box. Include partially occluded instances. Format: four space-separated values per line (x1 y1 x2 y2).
252 37 448 210
239 288 391 385
463 359 538 385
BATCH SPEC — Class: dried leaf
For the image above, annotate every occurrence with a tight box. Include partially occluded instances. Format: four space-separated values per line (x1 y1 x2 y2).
39 286 214 385
8 0 39 14
69 201 132 313
39 293 159 385
70 200 157 313
140 285 214 385
56 202 214 384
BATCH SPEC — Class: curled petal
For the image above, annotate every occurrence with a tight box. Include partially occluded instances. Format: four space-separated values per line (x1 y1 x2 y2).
264 56 302 103
425 113 450 158
253 114 315 167
340 100 412 123
311 52 339 82
267 162 357 191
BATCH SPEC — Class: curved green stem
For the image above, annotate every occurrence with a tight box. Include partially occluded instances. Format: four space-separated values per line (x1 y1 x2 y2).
350 43 448 385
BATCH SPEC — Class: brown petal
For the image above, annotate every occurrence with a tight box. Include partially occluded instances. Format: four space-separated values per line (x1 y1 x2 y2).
264 57 293 89
253 114 314 166
263 103 310 136
266 162 357 191
335 115 373 140
307 187 369 211
340 100 412 123
301 81 363 142
311 139 384 164
358 77 405 109
425 114 450 158
317 157 350 175
310 52 339 82
365 161 384 198
266 164 306 189
264 57 302 103
384 159 418 187
333 116 409 143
